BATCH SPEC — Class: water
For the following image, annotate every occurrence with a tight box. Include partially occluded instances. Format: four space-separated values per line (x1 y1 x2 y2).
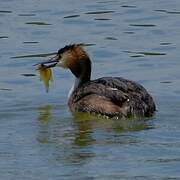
1 0 180 179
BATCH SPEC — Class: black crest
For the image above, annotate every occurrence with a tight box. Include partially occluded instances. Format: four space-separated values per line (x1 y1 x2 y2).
57 44 84 55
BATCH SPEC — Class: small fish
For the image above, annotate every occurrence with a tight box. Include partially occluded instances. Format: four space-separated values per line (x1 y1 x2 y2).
37 64 53 92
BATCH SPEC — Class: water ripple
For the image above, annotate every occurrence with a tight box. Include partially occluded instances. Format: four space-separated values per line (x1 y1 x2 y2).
0 10 12 13
18 13 36 17
0 36 8 39
155 9 180 14
11 52 56 59
85 10 115 15
121 5 137 8
25 22 51 26
129 24 156 27
94 18 111 21
63 15 80 19
124 50 166 56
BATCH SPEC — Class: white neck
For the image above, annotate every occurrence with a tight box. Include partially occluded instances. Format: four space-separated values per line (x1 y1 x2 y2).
68 77 81 99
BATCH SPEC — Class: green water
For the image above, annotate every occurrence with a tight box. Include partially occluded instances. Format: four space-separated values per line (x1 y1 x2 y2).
1 0 180 179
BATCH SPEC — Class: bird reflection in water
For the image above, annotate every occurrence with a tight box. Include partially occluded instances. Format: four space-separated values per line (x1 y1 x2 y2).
73 112 153 135
36 105 153 165
36 105 153 145
36 105 53 144
36 105 96 165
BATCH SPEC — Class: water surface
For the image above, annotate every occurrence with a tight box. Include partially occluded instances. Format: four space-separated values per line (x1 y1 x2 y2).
1 0 180 179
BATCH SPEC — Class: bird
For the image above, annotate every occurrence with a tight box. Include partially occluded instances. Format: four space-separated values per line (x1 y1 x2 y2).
37 44 156 119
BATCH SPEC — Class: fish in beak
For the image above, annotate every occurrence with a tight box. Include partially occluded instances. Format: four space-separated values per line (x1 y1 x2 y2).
35 54 59 92
35 54 59 69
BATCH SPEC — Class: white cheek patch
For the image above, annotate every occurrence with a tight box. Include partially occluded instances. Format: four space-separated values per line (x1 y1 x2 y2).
57 58 67 68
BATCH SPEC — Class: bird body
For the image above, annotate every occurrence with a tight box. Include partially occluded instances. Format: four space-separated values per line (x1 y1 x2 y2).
68 77 155 118
38 44 156 119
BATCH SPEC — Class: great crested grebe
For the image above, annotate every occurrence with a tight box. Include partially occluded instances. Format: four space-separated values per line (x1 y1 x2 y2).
37 44 156 118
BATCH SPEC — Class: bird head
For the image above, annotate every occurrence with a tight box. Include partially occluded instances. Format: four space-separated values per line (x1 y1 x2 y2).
36 44 91 78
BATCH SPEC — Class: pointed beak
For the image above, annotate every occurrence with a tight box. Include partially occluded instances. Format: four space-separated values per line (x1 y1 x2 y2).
34 54 59 68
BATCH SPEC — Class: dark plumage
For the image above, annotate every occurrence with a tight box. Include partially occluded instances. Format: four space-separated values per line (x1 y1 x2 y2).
68 77 155 118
